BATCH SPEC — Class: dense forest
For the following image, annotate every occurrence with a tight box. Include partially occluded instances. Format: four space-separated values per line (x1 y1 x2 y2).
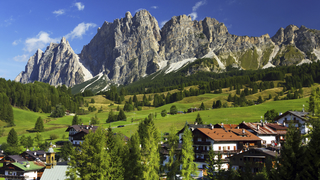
121 59 320 95
0 79 85 125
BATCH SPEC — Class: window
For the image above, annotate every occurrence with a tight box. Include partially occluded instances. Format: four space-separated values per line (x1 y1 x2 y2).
198 138 202 142
223 146 226 150
228 146 230 150
219 146 221 150
234 146 236 150
263 140 266 144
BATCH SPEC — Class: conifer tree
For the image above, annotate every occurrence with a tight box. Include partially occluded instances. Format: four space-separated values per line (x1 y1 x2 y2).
277 120 304 180
107 109 115 123
199 102 205 110
181 127 197 179
142 123 160 180
195 113 203 125
72 115 80 125
124 133 143 180
205 148 216 180
67 127 110 179
7 128 18 146
106 127 124 179
117 109 126 121
170 105 177 115
166 126 180 180
34 116 44 132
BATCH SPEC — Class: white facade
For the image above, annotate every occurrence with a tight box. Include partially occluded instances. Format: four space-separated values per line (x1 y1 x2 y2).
257 135 276 145
212 142 237 151
5 170 37 180
277 114 310 134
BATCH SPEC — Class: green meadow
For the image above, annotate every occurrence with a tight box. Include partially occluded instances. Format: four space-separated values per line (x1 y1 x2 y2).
0 88 310 145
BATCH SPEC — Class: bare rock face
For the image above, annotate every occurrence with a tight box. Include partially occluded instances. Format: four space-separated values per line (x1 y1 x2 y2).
15 37 92 87
16 10 320 88
80 10 162 84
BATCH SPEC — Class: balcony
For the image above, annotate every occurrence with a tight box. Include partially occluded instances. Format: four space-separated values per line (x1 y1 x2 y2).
0 174 26 179
193 141 211 145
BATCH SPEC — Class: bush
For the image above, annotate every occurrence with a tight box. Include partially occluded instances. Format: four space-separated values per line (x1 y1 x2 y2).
161 110 167 117
50 134 59 140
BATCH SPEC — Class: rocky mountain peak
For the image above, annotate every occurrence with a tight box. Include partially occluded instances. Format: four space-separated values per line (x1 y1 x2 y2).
125 11 132 19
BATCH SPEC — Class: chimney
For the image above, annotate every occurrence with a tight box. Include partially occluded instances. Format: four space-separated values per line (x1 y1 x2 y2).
283 122 286 127
210 125 214 130
195 122 198 125
279 112 282 116
257 124 260 130
25 162 30 168
221 122 224 128
242 129 245 134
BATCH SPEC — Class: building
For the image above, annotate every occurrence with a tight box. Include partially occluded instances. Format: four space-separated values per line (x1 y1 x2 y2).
228 148 279 173
66 125 98 145
274 111 310 134
238 121 278 146
266 123 287 146
20 150 46 162
1 160 45 180
178 124 262 178
177 123 215 143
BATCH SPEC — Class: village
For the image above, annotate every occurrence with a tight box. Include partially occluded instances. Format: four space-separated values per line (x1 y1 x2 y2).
0 110 310 179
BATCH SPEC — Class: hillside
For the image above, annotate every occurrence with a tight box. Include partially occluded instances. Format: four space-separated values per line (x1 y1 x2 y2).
1 84 317 145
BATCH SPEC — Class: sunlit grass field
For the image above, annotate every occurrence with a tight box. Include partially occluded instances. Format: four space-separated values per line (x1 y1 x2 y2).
0 83 316 144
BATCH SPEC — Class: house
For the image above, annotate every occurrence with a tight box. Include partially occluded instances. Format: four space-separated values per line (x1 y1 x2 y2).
238 121 278 146
66 125 98 145
177 123 214 143
228 148 279 173
178 125 262 178
20 150 46 162
273 111 310 134
1 161 45 180
266 123 287 146
214 123 239 129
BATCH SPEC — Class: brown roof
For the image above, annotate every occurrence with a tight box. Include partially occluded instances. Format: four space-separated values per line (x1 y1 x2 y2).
66 125 98 134
266 123 288 130
240 122 277 135
197 128 261 141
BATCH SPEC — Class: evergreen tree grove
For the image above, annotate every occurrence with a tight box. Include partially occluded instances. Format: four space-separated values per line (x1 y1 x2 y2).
34 116 44 132
7 128 18 146
181 126 197 179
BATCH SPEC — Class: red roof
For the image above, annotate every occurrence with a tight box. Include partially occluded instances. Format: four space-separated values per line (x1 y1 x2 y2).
197 128 261 141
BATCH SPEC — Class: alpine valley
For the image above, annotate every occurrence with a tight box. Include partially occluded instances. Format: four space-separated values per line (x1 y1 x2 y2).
15 10 320 93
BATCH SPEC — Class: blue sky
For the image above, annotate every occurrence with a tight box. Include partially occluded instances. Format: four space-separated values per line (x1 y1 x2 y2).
1 0 320 80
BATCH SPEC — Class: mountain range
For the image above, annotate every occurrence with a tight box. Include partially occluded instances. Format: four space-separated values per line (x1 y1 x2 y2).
14 10 320 90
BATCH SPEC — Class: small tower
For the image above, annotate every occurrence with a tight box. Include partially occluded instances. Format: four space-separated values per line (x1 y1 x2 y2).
45 142 56 169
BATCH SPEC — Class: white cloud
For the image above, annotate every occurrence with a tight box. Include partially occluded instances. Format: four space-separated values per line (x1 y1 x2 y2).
151 6 158 9
53 9 65 16
65 22 96 40
75 2 85 11
135 8 145 13
192 0 206 12
12 39 21 46
2 16 14 27
160 20 169 27
13 54 30 62
188 0 206 20
24 31 60 53
188 12 197 20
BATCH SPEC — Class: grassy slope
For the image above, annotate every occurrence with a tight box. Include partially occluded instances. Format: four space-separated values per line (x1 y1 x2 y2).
0 84 315 144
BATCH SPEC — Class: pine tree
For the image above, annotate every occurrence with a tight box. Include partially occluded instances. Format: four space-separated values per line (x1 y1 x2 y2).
205 149 216 180
277 120 304 180
107 109 115 123
181 127 197 179
106 127 124 179
199 102 205 110
34 116 44 132
304 119 320 179
142 123 160 180
67 127 111 179
170 105 177 115
72 115 80 125
7 128 18 146
166 126 180 180
195 113 203 124
124 133 143 180
117 109 126 121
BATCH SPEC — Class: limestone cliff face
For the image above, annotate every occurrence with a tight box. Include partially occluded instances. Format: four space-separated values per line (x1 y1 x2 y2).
79 10 162 85
15 37 92 87
16 10 320 87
